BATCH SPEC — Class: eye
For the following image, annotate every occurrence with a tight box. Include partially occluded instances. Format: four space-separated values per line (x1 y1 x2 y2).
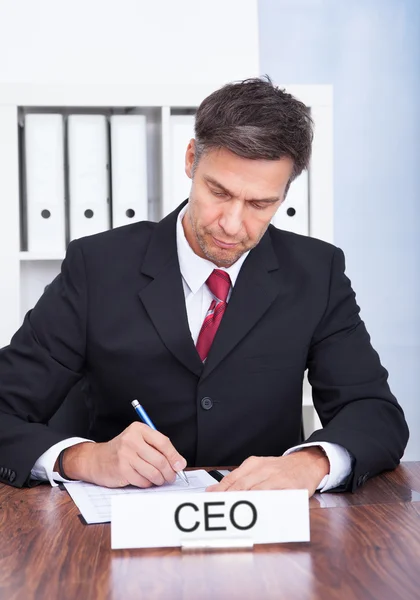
250 202 267 210
211 190 227 198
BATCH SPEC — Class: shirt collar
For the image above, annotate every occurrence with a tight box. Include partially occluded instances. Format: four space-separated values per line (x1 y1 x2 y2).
176 204 249 294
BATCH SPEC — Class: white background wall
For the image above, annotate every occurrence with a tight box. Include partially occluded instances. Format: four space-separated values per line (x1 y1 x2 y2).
0 0 259 85
259 0 420 460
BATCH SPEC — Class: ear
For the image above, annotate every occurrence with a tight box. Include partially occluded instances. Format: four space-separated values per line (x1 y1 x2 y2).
185 139 196 179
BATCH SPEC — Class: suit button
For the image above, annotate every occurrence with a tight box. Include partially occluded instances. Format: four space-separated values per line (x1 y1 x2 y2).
9 471 16 483
201 397 213 410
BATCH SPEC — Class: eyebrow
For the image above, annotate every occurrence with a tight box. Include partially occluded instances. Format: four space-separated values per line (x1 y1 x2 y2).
203 175 280 203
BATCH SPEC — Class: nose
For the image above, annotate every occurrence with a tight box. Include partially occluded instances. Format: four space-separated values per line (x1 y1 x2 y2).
219 201 243 238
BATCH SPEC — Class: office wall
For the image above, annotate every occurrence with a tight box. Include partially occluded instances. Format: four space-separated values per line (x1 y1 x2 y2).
259 0 420 459
0 0 259 85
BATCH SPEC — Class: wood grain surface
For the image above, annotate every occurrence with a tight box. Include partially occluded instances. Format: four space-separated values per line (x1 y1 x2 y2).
1 463 420 600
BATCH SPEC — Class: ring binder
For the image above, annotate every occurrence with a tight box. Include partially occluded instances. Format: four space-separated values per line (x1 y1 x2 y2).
68 115 110 240
25 114 66 253
110 115 148 228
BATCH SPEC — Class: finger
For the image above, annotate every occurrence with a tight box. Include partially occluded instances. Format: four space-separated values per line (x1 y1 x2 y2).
223 472 267 491
140 426 187 473
206 471 240 492
249 478 279 491
206 465 250 492
128 454 169 487
208 470 268 492
136 443 177 484
206 458 260 492
249 476 306 491
206 483 222 492
121 464 154 489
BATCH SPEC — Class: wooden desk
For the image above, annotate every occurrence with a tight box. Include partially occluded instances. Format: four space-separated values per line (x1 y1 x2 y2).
1 463 420 600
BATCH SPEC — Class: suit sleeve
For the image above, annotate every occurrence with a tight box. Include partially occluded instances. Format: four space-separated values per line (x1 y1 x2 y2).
306 247 409 491
0 240 87 487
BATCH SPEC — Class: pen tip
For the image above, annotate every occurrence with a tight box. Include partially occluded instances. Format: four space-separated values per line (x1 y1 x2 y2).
176 471 189 485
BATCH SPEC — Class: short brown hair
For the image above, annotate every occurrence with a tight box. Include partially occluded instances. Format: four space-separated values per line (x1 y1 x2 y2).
194 76 313 185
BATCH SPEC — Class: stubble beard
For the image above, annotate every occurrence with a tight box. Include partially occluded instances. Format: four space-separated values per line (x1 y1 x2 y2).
198 233 244 267
192 220 267 268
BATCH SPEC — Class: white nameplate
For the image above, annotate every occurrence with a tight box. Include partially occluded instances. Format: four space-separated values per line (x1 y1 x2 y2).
111 489 310 549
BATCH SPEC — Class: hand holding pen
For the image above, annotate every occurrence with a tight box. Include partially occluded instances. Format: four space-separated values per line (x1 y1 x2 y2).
132 400 189 485
53 412 189 489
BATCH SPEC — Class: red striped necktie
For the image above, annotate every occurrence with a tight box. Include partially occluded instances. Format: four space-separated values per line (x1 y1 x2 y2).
196 269 231 362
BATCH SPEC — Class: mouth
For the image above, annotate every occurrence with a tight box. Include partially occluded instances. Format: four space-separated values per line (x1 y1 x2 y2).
212 236 239 249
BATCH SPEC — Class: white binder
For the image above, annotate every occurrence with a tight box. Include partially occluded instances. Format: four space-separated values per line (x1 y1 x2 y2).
68 115 110 240
167 114 195 216
271 169 309 236
25 114 66 253
110 115 148 228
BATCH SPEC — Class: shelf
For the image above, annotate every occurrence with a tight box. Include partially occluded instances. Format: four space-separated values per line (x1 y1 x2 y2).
19 251 65 261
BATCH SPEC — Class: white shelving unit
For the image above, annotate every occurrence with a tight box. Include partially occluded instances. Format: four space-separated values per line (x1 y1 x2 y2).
0 83 333 434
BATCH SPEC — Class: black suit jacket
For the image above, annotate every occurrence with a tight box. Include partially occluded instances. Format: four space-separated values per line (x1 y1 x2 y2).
0 202 409 489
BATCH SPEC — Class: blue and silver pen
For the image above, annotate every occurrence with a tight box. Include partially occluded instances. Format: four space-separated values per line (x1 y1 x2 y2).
131 399 189 485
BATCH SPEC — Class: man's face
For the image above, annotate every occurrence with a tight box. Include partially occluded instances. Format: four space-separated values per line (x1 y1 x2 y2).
182 142 294 267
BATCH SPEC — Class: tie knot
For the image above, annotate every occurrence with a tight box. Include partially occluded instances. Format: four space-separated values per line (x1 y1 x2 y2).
206 269 231 303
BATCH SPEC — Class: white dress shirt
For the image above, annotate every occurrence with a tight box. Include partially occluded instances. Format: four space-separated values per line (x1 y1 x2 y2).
32 205 352 490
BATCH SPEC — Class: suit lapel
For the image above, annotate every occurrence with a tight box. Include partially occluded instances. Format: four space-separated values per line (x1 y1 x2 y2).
201 229 285 381
138 202 204 377
139 207 287 381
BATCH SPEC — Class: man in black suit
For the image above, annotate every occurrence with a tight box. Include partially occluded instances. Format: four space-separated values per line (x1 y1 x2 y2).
0 77 408 494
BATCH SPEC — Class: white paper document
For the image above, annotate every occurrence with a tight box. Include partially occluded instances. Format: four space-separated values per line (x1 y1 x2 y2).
64 469 217 524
